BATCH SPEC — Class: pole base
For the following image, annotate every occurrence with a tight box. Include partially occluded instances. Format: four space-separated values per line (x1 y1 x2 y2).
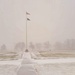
25 49 29 52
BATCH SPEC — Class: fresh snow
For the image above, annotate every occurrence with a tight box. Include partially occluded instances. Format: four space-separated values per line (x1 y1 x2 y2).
0 52 75 75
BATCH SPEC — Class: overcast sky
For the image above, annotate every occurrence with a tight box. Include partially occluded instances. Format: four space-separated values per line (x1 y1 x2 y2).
0 0 75 49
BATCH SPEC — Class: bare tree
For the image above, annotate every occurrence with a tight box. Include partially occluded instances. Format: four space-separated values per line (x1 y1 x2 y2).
0 44 7 52
64 39 75 51
35 43 42 51
71 39 75 50
54 42 62 51
29 42 35 51
14 42 25 52
43 41 51 51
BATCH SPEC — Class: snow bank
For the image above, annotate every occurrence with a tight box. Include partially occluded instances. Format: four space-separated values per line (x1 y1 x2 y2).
33 58 75 64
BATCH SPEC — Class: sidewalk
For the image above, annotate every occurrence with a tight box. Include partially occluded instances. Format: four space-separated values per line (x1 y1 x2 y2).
17 64 37 75
17 52 38 75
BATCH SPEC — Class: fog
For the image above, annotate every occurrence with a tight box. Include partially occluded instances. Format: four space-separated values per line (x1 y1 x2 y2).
0 0 75 50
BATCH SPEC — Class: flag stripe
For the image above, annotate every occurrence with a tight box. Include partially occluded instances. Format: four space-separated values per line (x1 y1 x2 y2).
26 12 30 15
27 18 30 21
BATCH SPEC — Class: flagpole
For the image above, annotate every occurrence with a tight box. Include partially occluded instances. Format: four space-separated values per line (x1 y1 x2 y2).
26 12 28 51
25 12 30 52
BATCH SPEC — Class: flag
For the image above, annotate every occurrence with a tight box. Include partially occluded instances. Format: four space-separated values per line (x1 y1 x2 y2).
26 12 30 15
27 18 30 21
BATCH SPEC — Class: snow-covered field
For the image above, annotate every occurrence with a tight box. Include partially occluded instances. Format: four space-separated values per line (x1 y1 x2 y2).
34 58 75 75
0 65 18 75
0 62 75 75
35 63 75 75
0 52 75 75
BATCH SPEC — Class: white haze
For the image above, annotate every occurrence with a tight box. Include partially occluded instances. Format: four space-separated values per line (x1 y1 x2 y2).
0 0 75 49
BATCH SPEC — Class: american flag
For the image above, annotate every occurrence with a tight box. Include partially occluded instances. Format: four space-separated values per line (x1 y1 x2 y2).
26 12 30 15
27 18 30 21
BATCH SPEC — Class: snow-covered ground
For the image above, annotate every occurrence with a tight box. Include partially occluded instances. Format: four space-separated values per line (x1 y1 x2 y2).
33 58 75 64
0 65 18 75
35 63 75 75
0 52 75 75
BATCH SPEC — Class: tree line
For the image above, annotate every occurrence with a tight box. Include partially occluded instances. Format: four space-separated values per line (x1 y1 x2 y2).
0 41 51 52
54 39 75 51
0 39 75 52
